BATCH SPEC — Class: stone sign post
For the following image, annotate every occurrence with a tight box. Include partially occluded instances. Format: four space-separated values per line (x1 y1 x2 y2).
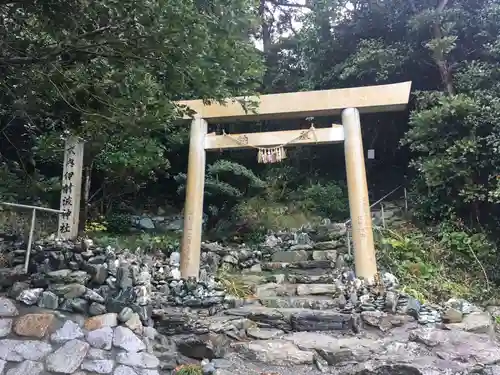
58 136 84 240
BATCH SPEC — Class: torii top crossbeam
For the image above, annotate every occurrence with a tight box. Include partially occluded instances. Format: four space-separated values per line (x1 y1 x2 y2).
176 81 412 123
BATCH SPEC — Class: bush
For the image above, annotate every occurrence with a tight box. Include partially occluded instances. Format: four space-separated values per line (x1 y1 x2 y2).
375 220 494 303
297 181 349 220
175 160 265 229
105 213 132 234
93 232 180 254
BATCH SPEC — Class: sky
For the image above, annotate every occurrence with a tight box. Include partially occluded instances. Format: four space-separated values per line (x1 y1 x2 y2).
253 1 354 51
253 0 310 51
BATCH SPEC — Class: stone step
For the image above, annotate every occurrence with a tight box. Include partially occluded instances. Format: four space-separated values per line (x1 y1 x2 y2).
256 283 338 297
271 249 339 263
285 269 340 284
240 268 340 284
259 296 340 310
261 260 332 271
225 305 358 332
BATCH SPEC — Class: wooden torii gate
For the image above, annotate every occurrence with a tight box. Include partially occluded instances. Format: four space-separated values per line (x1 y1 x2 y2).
176 81 412 283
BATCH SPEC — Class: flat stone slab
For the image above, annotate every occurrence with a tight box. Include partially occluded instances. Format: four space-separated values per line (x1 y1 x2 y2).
261 261 332 271
260 296 340 310
246 327 284 340
255 283 297 297
225 306 357 332
271 250 310 263
231 339 314 365
296 284 338 296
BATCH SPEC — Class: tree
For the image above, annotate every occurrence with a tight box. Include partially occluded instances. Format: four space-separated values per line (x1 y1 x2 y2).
0 0 264 216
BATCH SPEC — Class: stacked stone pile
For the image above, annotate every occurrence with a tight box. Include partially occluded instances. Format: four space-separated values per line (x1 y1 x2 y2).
0 204 500 374
0 199 493 335
0 211 491 331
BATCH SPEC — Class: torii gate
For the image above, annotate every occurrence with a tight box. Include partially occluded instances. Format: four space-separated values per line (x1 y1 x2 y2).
176 81 412 283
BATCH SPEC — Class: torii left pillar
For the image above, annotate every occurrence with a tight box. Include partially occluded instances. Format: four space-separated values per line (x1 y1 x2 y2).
180 115 208 279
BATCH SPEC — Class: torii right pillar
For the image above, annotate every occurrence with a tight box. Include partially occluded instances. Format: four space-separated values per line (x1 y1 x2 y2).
342 107 378 284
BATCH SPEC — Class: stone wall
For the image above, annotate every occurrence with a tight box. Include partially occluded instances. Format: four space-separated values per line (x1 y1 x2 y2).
0 296 163 375
0 219 351 315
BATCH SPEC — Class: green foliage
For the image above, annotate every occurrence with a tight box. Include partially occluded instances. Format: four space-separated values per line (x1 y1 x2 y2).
104 214 132 234
216 270 255 299
375 221 493 303
93 232 180 254
174 364 203 375
297 181 349 220
0 0 263 210
85 217 108 233
175 160 265 227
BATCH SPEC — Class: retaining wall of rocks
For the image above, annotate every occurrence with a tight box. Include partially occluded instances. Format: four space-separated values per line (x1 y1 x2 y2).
0 296 164 375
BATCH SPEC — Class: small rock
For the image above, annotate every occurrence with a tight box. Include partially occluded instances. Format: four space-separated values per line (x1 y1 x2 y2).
125 313 143 334
85 313 118 331
116 352 159 368
81 359 115 374
89 302 107 316
114 365 138 375
86 326 113 350
113 326 146 352
202 361 216 374
51 284 87 299
16 289 43 305
311 250 337 261
314 352 329 373
0 319 12 337
37 291 59 309
119 307 134 322
441 307 463 323
45 339 90 374
87 348 112 360
14 313 54 338
6 360 44 375
0 339 53 361
51 320 84 343
84 289 106 304
0 297 18 317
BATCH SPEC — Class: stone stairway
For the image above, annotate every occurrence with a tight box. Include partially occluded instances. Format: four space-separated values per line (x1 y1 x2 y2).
224 200 413 328
251 241 347 311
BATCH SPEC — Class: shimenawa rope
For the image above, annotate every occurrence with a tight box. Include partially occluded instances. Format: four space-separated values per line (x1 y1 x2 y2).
222 125 318 164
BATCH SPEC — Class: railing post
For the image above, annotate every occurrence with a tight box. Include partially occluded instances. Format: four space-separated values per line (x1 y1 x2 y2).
25 208 36 273
346 229 351 257
404 187 408 213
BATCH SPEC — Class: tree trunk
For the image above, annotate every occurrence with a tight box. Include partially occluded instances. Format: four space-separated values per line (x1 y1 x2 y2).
259 0 272 53
433 0 455 95
80 163 92 231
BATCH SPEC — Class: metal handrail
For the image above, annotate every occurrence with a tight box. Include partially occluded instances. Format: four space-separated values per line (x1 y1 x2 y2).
344 185 404 226
0 202 64 273
344 185 408 256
